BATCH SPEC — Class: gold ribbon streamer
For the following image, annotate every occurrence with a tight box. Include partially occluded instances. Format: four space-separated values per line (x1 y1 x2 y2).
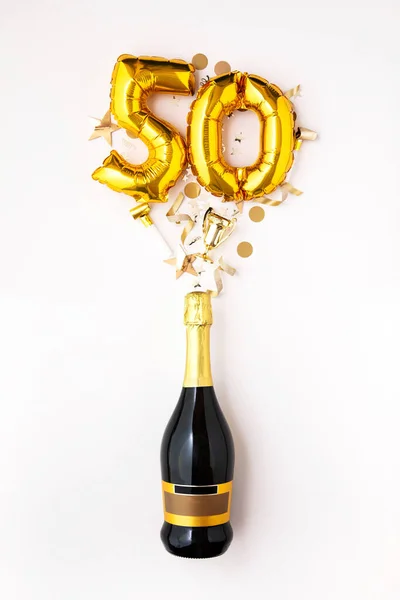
284 84 301 100
166 192 195 244
259 182 303 207
210 257 236 297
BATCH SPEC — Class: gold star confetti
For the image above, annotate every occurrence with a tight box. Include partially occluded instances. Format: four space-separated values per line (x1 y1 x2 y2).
88 110 120 146
182 167 192 182
164 254 198 278
192 53 208 70
214 61 231 75
235 201 244 213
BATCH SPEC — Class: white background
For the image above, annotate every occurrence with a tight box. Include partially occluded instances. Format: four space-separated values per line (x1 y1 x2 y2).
1 1 400 599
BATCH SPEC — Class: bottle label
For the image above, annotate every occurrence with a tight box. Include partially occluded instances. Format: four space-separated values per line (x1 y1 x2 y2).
162 481 233 527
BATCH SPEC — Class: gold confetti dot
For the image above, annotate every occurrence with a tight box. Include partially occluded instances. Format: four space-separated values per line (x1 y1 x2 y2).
126 130 138 139
237 241 253 258
192 53 208 70
214 61 231 75
249 206 265 223
184 182 201 198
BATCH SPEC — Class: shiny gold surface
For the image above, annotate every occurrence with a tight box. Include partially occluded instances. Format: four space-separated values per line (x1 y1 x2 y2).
183 292 213 387
184 182 201 198
162 481 233 527
187 71 295 202
183 325 213 387
129 201 153 227
203 208 236 256
184 291 213 325
93 55 195 204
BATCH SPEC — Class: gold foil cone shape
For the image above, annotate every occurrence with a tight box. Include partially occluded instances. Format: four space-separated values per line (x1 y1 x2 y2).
296 127 318 141
203 208 236 257
92 55 195 204
187 71 296 202
184 291 213 325
129 201 153 227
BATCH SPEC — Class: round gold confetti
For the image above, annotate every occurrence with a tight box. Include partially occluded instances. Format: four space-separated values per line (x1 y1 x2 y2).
237 241 253 258
192 53 208 71
214 61 231 75
184 182 201 198
126 130 138 139
249 206 265 223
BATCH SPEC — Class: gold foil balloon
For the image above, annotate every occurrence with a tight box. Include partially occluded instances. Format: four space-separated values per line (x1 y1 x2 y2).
93 55 195 204
187 71 296 202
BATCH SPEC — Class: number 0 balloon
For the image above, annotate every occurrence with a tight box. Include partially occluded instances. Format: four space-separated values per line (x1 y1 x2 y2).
187 71 296 202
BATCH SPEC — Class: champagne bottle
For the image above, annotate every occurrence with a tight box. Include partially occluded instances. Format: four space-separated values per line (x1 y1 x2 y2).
160 291 235 559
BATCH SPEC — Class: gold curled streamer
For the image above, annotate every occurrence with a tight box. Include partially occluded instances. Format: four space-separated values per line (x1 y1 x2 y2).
210 257 236 297
259 182 303 207
166 192 195 244
284 84 301 100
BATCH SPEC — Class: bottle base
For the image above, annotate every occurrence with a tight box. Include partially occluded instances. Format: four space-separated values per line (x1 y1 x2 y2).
160 522 233 559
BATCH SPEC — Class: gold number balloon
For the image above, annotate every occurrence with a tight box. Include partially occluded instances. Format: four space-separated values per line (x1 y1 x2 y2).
187 71 295 202
93 55 195 203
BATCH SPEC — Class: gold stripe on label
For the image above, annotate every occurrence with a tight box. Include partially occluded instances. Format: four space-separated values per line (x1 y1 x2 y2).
161 481 233 527
164 512 230 527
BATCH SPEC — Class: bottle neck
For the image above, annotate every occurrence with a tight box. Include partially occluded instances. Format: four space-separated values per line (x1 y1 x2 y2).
183 324 213 388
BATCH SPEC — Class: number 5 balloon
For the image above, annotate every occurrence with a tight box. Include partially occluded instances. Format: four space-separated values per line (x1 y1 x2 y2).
187 71 296 202
93 55 195 204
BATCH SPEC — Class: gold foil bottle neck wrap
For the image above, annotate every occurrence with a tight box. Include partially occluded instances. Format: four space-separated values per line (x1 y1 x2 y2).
184 292 213 326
